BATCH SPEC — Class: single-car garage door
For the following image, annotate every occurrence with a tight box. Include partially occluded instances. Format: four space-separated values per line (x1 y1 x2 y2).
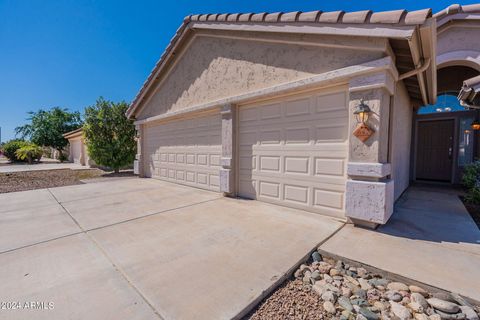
70 139 82 164
144 112 222 192
238 88 348 218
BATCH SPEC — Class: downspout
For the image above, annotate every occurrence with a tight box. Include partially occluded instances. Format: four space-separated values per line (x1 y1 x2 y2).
398 58 431 81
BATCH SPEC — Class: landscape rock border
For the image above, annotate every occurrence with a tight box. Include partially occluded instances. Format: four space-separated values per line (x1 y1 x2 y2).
246 249 479 320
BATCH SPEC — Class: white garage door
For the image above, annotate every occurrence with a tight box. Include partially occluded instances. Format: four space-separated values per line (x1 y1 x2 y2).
238 88 348 218
144 112 222 192
70 139 82 164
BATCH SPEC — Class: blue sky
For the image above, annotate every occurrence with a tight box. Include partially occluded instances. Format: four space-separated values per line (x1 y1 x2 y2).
0 0 477 141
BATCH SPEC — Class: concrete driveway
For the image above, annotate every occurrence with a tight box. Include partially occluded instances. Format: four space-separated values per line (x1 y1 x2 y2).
0 178 343 320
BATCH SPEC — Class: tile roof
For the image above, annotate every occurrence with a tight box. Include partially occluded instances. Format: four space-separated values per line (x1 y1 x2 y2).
127 4 480 118
433 3 480 18
188 9 431 25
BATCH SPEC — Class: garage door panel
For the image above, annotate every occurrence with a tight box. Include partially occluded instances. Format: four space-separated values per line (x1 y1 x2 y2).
70 140 82 164
238 89 348 218
285 157 309 174
313 189 344 209
314 158 345 176
259 181 280 199
144 113 221 192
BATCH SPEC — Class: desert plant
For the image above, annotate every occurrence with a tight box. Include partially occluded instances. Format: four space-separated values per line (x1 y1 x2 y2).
1 140 29 162
83 98 136 173
15 144 43 164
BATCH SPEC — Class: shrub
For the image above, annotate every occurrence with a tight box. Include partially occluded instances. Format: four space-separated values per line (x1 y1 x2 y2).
15 144 43 164
58 152 68 162
462 161 480 189
83 98 136 172
462 160 480 204
2 140 29 162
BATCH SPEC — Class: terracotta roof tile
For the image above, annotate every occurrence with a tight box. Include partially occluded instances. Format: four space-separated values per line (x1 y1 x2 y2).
318 11 344 23
280 11 301 22
238 13 254 22
434 3 480 18
404 9 432 25
370 10 406 24
226 13 240 22
298 10 322 22
189 14 200 21
251 13 267 22
341 10 372 24
198 14 210 22
207 14 219 21
216 13 229 21
265 12 283 22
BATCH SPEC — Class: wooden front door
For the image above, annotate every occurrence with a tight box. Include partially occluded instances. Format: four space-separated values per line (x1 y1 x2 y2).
416 120 454 182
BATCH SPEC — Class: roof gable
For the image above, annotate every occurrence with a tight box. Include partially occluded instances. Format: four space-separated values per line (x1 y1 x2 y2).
127 5 480 118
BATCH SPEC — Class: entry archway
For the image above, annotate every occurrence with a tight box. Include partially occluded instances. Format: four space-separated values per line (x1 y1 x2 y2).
414 65 480 184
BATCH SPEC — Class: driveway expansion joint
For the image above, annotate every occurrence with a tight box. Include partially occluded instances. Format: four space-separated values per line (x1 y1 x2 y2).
46 188 165 320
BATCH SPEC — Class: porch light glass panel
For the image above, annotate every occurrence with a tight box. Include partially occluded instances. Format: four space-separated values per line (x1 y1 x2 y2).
458 116 474 166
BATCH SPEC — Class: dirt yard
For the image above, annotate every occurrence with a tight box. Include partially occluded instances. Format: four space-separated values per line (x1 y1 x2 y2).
0 169 135 193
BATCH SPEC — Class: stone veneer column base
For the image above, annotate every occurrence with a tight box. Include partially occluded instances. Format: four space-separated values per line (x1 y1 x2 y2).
345 179 394 225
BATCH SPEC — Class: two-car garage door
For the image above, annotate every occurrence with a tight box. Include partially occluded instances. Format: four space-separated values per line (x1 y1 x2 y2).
238 89 348 217
144 88 348 217
144 112 222 192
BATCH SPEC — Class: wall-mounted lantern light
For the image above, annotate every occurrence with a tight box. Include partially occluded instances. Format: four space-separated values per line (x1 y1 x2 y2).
471 120 480 131
352 100 374 143
353 100 372 124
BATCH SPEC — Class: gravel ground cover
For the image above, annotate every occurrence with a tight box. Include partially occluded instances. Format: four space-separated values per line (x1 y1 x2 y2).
0 169 104 193
247 251 479 320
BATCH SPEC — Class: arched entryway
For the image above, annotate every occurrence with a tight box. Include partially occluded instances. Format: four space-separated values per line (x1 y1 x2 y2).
414 65 480 183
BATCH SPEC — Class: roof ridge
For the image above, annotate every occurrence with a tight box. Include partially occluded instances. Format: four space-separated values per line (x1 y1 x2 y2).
186 7 435 25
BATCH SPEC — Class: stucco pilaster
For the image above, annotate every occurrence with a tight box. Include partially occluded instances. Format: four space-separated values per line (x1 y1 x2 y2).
135 124 145 177
345 71 396 227
348 73 394 163
220 104 236 195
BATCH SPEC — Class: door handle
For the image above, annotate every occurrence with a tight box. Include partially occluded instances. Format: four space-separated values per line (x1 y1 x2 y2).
448 147 453 159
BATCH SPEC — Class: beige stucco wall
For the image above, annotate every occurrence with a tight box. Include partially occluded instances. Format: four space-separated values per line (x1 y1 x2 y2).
437 26 480 56
136 34 384 120
390 81 412 201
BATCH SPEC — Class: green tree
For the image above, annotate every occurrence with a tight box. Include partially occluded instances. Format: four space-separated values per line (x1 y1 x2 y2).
15 107 82 160
83 98 136 173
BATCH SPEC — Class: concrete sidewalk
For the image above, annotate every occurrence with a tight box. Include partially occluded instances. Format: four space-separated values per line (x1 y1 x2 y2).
0 159 87 173
0 178 343 320
320 185 480 302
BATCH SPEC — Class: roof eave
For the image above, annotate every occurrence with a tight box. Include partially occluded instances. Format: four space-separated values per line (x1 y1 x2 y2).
126 22 422 120
63 128 84 139
126 19 193 119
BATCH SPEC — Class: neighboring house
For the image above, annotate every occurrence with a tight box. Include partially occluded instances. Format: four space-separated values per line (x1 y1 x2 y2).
63 128 93 166
126 4 480 228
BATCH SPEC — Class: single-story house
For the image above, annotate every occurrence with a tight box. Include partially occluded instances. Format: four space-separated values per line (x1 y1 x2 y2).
63 128 93 166
126 4 480 228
